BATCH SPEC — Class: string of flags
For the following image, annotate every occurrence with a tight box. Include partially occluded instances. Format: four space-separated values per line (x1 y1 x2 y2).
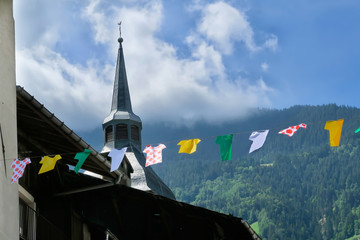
9 150 92 183
9 147 129 183
142 119 354 165
3 118 360 182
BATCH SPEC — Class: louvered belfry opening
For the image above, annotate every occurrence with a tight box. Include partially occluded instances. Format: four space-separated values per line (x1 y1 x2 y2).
131 125 140 141
116 124 128 140
105 126 114 143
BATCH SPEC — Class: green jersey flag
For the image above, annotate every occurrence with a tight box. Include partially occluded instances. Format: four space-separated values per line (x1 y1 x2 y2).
215 134 233 161
74 149 92 173
355 127 360 134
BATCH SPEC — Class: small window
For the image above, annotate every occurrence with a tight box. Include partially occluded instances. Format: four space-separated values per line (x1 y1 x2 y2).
19 199 36 240
131 125 140 141
105 126 113 142
116 124 128 140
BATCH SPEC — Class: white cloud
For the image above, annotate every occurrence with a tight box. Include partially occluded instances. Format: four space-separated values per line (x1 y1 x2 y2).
261 62 269 71
82 0 274 124
193 1 278 55
14 0 276 130
83 0 113 45
16 46 113 130
13 0 64 49
264 34 278 51
197 1 258 54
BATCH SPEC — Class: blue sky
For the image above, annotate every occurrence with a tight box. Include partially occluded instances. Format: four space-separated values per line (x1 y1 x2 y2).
14 0 360 131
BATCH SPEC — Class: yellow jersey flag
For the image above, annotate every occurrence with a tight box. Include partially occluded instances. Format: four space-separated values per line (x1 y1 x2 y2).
177 139 201 154
38 155 62 174
324 119 344 147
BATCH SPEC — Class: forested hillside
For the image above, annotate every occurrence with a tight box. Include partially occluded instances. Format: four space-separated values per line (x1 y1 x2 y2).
148 104 360 239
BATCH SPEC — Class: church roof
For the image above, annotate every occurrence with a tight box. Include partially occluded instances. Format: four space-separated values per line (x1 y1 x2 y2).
112 38 132 113
125 147 176 199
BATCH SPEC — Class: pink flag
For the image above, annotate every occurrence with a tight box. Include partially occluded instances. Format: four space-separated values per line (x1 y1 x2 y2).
11 158 31 183
279 123 307 137
143 144 166 167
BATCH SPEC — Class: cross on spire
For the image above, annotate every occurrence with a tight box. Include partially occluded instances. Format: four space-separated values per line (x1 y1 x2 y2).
118 21 122 38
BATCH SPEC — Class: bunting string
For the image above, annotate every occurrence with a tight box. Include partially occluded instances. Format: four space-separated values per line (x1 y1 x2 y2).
0 115 358 183
1 117 359 162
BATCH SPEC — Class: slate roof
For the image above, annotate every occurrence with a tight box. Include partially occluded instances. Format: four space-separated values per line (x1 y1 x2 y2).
126 147 176 199
103 37 141 124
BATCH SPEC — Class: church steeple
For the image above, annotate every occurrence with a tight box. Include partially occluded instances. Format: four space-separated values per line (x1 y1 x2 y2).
100 26 175 200
111 37 133 113
102 29 142 153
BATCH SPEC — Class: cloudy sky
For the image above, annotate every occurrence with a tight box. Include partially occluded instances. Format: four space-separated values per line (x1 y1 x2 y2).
14 0 360 131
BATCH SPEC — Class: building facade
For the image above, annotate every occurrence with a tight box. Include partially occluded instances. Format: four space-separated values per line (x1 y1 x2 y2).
0 0 20 239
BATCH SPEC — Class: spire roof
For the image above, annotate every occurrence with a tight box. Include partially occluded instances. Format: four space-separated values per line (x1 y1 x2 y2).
103 37 141 124
111 37 133 113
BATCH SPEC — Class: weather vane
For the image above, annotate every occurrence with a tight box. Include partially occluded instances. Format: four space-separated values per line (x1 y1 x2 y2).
118 21 122 38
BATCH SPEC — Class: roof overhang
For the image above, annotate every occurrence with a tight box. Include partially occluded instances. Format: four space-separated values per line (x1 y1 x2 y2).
16 86 128 182
103 109 142 125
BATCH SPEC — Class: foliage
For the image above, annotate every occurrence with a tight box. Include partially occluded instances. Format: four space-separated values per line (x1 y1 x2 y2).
251 221 260 235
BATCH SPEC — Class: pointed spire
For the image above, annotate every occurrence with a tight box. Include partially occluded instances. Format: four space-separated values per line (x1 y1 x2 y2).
111 32 133 113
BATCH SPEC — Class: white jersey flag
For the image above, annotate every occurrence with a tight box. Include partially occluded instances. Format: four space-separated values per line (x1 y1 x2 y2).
109 147 127 172
249 130 269 154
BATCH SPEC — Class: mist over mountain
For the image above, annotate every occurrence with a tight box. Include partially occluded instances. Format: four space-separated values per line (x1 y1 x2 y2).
79 103 360 162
